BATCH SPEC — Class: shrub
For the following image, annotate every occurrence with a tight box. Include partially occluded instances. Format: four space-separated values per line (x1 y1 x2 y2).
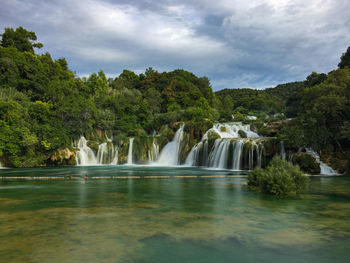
248 156 309 196
238 130 247 138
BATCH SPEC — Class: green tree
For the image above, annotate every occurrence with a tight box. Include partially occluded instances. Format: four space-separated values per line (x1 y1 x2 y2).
1 27 43 52
248 156 308 196
338 46 350 69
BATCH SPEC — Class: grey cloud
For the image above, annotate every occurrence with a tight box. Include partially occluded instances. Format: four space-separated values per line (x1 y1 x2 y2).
0 0 349 90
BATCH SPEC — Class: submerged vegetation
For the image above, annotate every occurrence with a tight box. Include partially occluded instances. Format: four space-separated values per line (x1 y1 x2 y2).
248 156 309 196
0 26 349 172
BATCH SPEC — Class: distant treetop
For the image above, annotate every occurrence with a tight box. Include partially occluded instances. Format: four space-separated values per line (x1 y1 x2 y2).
0 26 43 52
338 46 350 69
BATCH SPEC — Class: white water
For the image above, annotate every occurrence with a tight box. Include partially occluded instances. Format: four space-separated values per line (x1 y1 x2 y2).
156 125 185 166
148 139 159 162
202 122 259 140
232 140 243 170
185 122 261 170
305 148 338 175
127 138 134 165
110 146 118 165
75 136 98 165
97 142 118 165
75 136 118 166
280 141 286 160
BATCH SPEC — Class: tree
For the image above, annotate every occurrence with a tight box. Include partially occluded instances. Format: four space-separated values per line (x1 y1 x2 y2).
248 156 308 196
305 72 327 87
338 46 350 69
1 27 43 52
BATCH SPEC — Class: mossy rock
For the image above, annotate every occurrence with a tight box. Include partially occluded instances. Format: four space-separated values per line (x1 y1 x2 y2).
133 136 155 163
183 120 213 144
87 140 100 152
207 131 220 141
49 148 76 166
220 126 227 132
118 140 130 164
159 125 175 141
238 130 247 138
320 150 347 174
260 120 290 137
206 131 221 152
292 153 320 174
261 138 280 157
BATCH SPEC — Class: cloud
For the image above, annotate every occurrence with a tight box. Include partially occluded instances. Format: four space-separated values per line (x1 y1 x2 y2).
0 0 349 90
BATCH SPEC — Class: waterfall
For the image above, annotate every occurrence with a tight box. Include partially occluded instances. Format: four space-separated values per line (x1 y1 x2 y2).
110 146 118 165
305 149 338 175
76 136 98 165
148 139 159 162
258 145 264 168
232 140 243 170
127 138 134 165
280 141 286 160
156 125 184 166
185 122 262 170
249 143 254 170
97 143 107 164
208 140 230 169
202 122 259 139
75 136 118 166
97 142 118 165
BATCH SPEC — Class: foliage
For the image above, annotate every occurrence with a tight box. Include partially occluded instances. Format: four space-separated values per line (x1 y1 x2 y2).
0 27 43 52
0 27 220 167
248 156 309 196
215 81 304 119
0 26 349 170
338 46 350 69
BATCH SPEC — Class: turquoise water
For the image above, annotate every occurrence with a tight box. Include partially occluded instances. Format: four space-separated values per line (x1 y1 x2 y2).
0 166 350 263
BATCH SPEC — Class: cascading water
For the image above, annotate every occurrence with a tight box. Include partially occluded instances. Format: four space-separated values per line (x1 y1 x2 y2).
127 138 134 165
74 136 118 166
185 122 262 170
232 140 243 170
97 143 119 165
305 148 338 175
148 139 159 162
156 125 185 166
280 141 286 160
75 136 98 165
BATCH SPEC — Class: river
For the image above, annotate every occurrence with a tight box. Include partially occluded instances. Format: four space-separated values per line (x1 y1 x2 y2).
0 166 349 263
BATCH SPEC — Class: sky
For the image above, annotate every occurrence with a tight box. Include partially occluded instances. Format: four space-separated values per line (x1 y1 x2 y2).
1 0 350 91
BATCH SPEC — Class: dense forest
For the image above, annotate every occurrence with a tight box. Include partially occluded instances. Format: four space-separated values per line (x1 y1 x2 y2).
0 27 349 171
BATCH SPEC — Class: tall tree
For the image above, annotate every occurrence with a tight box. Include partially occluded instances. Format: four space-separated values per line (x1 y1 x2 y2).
338 46 350 69
1 27 43 52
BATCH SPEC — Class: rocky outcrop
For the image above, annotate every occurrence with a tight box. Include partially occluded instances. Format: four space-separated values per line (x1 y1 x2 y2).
321 150 349 174
50 148 76 165
259 120 290 137
292 153 320 174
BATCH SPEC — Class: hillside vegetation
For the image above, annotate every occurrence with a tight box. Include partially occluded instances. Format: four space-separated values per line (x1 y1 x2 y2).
0 26 349 170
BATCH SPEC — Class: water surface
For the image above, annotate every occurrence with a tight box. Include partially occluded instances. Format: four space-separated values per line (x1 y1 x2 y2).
0 166 349 263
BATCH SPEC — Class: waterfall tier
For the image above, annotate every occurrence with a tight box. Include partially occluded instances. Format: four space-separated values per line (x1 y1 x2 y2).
185 122 263 170
127 138 134 165
202 122 259 139
74 136 118 166
148 139 159 162
305 149 338 175
156 125 185 166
